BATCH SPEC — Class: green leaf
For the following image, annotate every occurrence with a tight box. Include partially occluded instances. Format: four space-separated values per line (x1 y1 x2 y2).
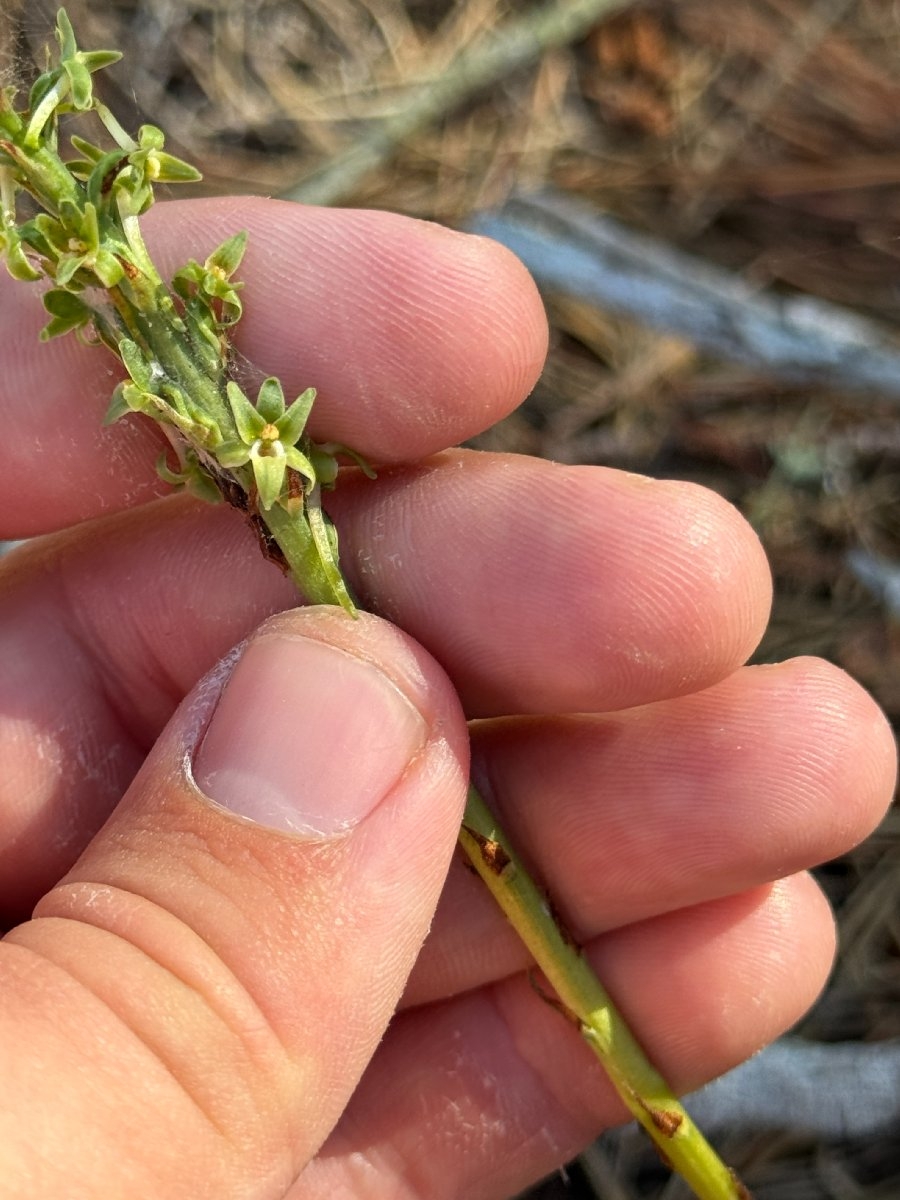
86 148 128 208
155 449 222 504
31 212 67 253
0 228 41 281
64 158 96 181
40 287 91 338
119 338 155 390
314 441 376 481
305 493 350 603
0 86 23 129
69 134 106 163
148 151 202 184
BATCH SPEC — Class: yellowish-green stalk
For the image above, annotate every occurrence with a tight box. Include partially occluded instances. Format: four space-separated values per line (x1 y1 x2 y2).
461 787 750 1200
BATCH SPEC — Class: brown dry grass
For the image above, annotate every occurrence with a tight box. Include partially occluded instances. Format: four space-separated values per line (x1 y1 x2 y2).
6 3 899 1196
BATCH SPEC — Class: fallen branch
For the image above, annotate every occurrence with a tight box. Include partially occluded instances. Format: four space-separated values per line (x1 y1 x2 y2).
468 188 900 398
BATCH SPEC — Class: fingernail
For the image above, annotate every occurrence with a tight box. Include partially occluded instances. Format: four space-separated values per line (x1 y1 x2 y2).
193 634 427 836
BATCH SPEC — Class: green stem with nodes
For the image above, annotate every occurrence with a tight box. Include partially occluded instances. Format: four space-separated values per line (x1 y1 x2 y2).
0 12 753 1200
461 787 750 1200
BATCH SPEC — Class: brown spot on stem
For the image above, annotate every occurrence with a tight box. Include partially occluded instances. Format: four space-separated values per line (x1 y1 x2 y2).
463 827 514 877
211 463 290 575
546 894 582 952
731 1172 754 1199
526 971 582 1027
631 1089 683 1137
100 154 129 195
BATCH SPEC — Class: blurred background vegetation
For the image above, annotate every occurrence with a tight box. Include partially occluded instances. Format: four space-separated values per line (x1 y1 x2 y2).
3 1 898 1196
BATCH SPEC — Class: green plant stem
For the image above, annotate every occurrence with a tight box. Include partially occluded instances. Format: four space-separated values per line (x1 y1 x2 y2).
262 500 355 608
460 787 751 1200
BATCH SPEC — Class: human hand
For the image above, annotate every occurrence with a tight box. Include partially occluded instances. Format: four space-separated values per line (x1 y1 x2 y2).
0 201 894 1200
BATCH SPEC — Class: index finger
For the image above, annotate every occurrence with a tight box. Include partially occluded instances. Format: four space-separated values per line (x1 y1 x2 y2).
0 198 547 537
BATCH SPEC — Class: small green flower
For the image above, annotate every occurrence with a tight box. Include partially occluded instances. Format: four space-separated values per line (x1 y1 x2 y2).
24 9 121 146
42 199 125 288
216 378 320 510
173 231 248 327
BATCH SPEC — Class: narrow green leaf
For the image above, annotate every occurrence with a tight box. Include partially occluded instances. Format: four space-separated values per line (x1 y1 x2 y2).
103 381 131 425
86 148 128 208
0 228 41 281
305 494 351 606
62 57 92 109
119 338 154 390
40 287 91 337
69 134 106 163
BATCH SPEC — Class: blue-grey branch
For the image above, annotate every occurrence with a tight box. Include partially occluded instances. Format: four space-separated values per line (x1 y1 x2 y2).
469 190 900 398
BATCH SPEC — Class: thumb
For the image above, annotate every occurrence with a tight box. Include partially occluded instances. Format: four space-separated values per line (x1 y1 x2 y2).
1 607 469 1200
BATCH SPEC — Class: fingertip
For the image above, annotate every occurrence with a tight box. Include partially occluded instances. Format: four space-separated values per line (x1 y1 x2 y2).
147 199 550 460
766 655 898 849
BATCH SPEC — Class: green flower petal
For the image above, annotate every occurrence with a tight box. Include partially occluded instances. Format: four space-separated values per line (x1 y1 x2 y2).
215 440 252 469
284 446 317 487
62 56 93 110
205 231 247 278
93 246 125 287
80 50 123 74
277 386 316 446
138 125 165 152
55 9 78 61
256 377 286 423
148 151 201 184
252 449 287 510
226 380 266 443
54 251 89 286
